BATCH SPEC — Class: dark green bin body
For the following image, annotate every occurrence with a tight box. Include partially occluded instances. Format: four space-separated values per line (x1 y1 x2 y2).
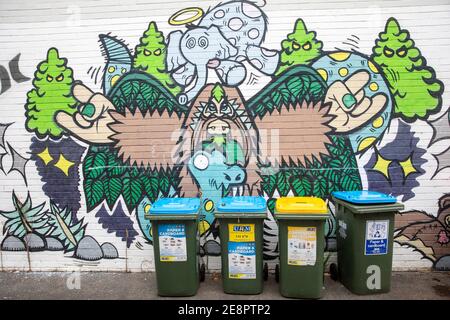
332 197 404 295
147 214 199 297
216 214 266 295
275 213 328 299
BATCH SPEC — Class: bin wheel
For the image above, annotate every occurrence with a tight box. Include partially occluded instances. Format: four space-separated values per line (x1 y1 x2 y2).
263 263 268 281
329 263 339 281
275 264 280 283
200 263 206 282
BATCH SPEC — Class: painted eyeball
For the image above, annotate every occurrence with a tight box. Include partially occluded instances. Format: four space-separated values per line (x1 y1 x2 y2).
144 49 151 56
383 46 395 57
193 153 209 170
220 102 232 115
108 66 116 73
302 42 311 50
153 48 162 56
121 68 127 74
46 74 53 81
186 37 196 49
207 103 217 113
198 36 209 49
445 215 450 227
396 45 407 57
292 41 301 50
56 74 64 82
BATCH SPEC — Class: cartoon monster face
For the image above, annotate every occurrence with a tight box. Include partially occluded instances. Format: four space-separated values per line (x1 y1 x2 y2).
180 26 238 65
282 39 313 55
378 41 416 70
278 19 323 67
135 45 166 71
142 47 163 57
373 18 419 71
188 150 245 195
200 84 238 137
187 84 255 167
38 48 74 96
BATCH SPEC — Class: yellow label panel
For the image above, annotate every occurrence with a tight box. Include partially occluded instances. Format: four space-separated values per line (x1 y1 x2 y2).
160 256 178 262
229 273 253 279
229 223 255 242
287 226 317 266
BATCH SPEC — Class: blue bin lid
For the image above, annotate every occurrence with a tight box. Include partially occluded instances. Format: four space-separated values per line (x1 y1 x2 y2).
332 191 397 204
217 196 267 213
149 198 200 214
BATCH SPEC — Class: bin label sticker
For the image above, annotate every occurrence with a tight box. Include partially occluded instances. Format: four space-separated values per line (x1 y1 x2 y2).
229 223 255 242
365 220 389 255
158 223 187 262
287 226 317 266
228 241 256 279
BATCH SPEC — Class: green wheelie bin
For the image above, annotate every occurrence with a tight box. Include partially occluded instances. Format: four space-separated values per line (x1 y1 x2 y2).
274 197 330 299
215 196 268 294
330 191 404 295
147 197 205 296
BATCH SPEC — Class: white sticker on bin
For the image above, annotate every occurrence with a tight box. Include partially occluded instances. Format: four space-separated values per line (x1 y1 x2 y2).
158 223 187 262
365 220 389 255
287 226 317 266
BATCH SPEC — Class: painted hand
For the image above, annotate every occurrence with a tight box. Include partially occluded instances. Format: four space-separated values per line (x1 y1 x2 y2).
325 71 387 133
55 83 115 144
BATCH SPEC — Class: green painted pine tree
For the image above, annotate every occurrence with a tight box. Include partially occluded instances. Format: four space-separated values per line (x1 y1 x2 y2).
25 48 77 139
134 21 180 95
276 19 323 75
371 17 444 121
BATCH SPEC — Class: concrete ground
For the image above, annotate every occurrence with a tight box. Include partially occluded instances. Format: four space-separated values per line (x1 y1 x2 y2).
0 271 449 300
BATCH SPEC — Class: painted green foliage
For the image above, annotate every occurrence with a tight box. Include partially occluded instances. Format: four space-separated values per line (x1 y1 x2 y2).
109 73 184 115
371 17 444 121
276 19 323 75
83 145 181 211
0 192 50 238
249 66 327 117
25 48 77 139
261 135 361 199
48 202 85 251
133 21 180 95
249 67 361 200
84 73 187 211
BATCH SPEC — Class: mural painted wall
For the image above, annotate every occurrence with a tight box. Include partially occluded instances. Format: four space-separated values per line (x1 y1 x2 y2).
0 0 449 271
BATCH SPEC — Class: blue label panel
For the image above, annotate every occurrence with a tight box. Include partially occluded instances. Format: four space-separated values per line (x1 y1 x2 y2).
365 220 389 256
365 239 388 255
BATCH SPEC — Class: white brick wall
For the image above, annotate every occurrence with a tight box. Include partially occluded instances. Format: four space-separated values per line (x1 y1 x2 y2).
0 0 449 272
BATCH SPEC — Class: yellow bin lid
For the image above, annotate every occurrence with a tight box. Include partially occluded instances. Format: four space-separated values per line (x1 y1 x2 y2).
276 197 328 214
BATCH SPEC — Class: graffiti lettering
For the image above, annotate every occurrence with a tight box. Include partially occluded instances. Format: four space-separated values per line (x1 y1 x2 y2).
0 54 30 95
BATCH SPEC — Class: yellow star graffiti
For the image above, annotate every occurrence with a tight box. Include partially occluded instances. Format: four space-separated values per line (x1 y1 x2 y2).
54 154 75 176
399 156 418 178
372 151 392 179
37 147 53 165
